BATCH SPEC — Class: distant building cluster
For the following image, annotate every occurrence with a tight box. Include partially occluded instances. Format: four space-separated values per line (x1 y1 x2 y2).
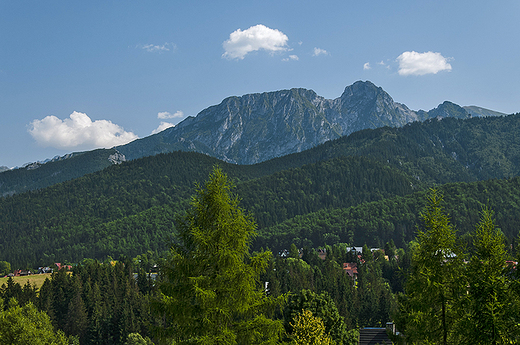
3 263 72 278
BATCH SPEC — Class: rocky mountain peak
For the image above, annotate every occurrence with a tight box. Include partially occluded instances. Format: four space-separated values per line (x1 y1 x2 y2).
428 101 470 119
117 81 476 165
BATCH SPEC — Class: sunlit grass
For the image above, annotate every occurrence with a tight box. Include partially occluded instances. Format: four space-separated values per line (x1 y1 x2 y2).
0 273 53 289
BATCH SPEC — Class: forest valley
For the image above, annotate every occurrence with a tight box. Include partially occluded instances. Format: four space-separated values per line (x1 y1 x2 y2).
1 167 519 345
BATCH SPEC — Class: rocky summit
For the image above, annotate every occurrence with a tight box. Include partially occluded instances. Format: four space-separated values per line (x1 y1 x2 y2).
117 81 471 165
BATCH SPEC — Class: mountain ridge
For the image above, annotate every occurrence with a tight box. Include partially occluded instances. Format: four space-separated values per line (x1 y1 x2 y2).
0 80 506 195
117 80 453 164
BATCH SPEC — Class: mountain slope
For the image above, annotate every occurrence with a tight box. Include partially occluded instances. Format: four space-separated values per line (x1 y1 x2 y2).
256 176 520 251
463 106 508 117
0 148 125 197
260 113 520 185
0 152 419 267
117 81 470 165
0 81 481 195
2 112 520 267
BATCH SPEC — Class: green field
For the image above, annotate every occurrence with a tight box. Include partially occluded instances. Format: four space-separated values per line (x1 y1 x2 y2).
0 273 53 289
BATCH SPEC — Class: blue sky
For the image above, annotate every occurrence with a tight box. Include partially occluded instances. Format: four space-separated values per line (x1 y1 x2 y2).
1 1 519 168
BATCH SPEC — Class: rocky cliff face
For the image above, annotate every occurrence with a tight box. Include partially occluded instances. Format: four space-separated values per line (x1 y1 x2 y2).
118 80 471 165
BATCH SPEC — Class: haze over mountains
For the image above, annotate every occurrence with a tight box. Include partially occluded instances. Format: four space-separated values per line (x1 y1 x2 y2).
0 81 508 196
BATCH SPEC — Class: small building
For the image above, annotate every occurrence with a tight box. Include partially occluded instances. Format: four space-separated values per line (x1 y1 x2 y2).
13 269 32 276
38 266 53 274
55 263 72 271
343 262 358 279
358 327 392 345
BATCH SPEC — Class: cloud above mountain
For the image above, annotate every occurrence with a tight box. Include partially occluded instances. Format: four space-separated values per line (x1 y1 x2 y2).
29 111 138 149
222 24 289 60
397 51 452 76
151 121 175 135
158 110 184 119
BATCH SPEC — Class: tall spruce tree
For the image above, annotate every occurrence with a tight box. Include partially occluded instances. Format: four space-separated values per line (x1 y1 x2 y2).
154 167 284 344
460 207 520 344
402 188 465 344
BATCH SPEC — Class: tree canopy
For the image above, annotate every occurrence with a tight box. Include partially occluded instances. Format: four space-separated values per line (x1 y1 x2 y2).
154 167 284 344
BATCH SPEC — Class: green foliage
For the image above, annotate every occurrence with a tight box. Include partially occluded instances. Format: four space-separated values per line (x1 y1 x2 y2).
0 261 11 276
0 277 38 308
459 207 520 344
36 260 150 345
256 175 520 251
401 189 466 345
237 155 419 229
398 192 520 344
284 290 352 345
290 309 333 345
124 333 153 345
154 167 284 344
0 298 69 345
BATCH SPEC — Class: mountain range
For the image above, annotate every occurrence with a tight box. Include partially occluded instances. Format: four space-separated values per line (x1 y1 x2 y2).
1 107 520 267
0 81 508 196
116 80 497 165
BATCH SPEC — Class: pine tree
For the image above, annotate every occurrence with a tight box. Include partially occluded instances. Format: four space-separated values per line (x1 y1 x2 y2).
402 188 466 344
154 167 284 344
460 207 520 344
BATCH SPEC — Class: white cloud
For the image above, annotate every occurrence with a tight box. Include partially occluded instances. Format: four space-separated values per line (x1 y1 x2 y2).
158 110 184 119
222 24 289 60
28 111 138 149
378 60 386 66
140 42 176 52
151 122 175 135
282 55 299 62
397 51 452 76
312 47 329 56
363 62 371 70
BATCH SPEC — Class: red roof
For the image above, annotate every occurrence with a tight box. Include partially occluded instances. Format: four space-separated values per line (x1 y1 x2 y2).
343 262 358 278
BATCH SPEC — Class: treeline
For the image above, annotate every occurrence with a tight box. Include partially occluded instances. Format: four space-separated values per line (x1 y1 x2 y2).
396 189 520 343
256 175 520 251
2 113 520 268
0 259 152 345
0 153 419 268
0 148 116 196
0 244 406 344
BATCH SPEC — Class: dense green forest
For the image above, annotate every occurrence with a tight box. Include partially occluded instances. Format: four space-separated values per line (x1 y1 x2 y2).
0 149 118 196
0 169 406 344
3 169 518 344
0 152 420 267
1 113 520 268
256 175 520 251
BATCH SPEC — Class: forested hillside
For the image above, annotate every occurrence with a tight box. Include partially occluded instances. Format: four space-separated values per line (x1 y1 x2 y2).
1 113 520 268
0 149 120 196
256 176 520 251
275 113 520 185
0 153 419 267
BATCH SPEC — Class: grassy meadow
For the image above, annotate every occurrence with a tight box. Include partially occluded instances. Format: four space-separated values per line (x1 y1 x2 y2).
0 273 52 289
